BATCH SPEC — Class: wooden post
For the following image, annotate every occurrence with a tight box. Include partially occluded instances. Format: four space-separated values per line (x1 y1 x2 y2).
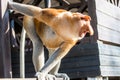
0 0 12 78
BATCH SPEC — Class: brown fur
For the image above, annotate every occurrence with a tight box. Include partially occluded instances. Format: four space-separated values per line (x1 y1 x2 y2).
8 1 94 79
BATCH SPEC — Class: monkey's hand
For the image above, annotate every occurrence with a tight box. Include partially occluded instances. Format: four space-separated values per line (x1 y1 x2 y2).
55 73 70 80
35 72 46 80
35 72 56 80
46 74 56 80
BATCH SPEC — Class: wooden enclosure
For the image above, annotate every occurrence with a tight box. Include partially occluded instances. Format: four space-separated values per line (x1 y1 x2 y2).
59 0 120 79
0 0 120 80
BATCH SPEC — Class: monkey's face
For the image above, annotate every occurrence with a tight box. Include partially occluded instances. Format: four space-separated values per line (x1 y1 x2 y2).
72 12 94 40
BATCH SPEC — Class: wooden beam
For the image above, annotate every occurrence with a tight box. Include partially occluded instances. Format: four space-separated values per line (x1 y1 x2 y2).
87 77 103 80
0 78 36 80
88 0 98 43
0 0 12 78
78 0 87 12
0 78 63 80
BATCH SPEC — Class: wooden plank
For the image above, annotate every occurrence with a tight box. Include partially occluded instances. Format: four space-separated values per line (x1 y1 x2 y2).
0 78 63 80
59 43 100 78
0 78 36 80
96 10 120 32
87 77 103 80
60 66 100 79
95 0 120 20
0 0 12 78
95 0 120 44
99 55 120 66
61 55 99 69
69 70 100 79
97 25 120 44
66 43 99 58
98 41 120 76
100 66 120 76
98 42 120 56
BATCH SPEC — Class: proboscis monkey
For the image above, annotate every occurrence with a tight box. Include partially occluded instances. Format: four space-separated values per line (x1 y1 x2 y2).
8 1 94 80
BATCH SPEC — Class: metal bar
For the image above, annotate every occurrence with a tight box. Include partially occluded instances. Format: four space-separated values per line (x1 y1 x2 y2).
44 0 51 8
20 28 26 78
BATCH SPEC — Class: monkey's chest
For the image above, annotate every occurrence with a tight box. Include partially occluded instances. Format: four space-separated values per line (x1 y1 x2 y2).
36 26 63 49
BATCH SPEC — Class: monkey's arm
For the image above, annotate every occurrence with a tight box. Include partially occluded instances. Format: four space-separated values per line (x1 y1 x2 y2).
37 42 75 75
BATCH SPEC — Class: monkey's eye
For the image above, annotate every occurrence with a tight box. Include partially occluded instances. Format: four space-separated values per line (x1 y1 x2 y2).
80 17 85 20
80 17 88 21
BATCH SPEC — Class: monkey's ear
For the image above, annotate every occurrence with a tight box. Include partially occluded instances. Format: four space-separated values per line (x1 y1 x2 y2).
73 13 91 21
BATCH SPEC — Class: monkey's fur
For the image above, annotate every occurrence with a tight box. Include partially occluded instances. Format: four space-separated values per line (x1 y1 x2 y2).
8 1 94 80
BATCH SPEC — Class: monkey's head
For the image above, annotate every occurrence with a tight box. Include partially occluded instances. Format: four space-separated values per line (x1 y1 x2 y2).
72 12 94 39
53 11 94 42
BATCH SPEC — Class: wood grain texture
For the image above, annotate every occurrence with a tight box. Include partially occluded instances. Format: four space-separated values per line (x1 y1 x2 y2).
98 42 120 56
59 43 101 78
0 0 11 78
100 66 120 76
97 41 120 76
97 25 120 44
95 0 120 20
96 11 120 32
0 78 63 80
95 0 120 44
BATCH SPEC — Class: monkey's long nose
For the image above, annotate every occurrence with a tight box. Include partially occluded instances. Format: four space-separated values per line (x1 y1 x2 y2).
88 25 94 36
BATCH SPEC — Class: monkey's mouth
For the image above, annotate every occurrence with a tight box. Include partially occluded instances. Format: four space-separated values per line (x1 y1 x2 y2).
79 31 88 38
79 25 94 38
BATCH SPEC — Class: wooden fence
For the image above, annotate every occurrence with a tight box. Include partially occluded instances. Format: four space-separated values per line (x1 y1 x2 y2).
59 0 120 79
